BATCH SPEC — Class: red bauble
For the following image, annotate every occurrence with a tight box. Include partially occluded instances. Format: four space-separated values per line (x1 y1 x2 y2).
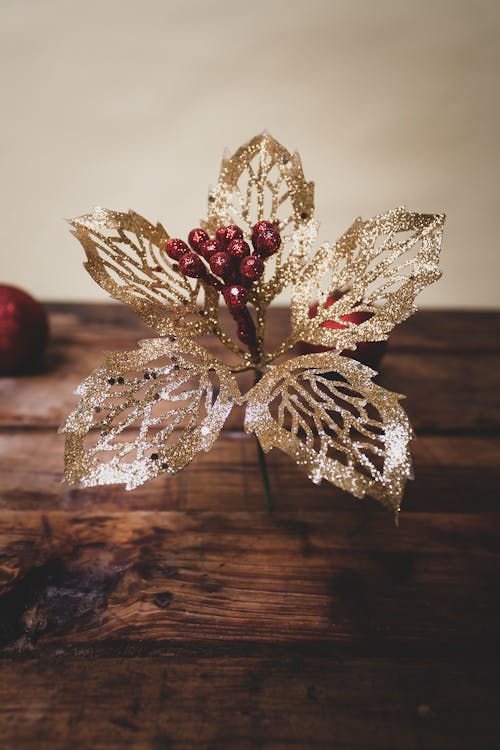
199 238 223 261
300 293 387 370
240 255 264 281
308 296 373 328
165 238 189 261
253 227 281 257
216 224 244 249
188 228 209 252
178 252 205 278
227 238 250 262
0 285 49 375
223 284 248 310
209 251 234 281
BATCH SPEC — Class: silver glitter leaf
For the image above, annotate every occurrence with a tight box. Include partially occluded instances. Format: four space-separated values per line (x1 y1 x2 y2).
244 352 413 512
61 336 239 490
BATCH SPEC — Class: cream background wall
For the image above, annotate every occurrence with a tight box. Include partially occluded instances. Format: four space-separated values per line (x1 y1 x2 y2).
1 0 499 308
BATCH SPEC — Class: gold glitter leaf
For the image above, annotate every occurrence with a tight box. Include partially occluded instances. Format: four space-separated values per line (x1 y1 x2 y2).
244 352 412 512
70 207 218 336
290 208 444 351
61 336 239 490
205 133 318 318
205 132 314 234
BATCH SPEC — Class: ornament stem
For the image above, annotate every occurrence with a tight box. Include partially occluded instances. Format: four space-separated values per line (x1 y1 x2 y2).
254 371 273 511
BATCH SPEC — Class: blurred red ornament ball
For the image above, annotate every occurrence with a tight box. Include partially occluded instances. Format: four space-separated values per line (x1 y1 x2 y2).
299 293 387 370
0 285 49 375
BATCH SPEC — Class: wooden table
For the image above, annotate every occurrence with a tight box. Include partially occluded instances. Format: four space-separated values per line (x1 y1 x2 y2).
1 304 499 749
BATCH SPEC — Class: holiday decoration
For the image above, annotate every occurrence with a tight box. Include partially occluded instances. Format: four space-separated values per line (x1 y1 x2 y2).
0 284 49 375
61 133 444 513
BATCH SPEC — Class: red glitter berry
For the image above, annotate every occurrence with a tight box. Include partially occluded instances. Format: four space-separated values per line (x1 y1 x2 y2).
253 227 281 257
251 220 274 245
216 224 244 248
240 255 264 281
188 228 209 252
178 251 205 278
223 284 248 310
209 251 233 281
199 238 223 260
165 238 190 261
227 238 250 262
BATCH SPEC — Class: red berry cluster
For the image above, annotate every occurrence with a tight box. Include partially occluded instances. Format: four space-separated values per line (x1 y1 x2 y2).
165 221 281 360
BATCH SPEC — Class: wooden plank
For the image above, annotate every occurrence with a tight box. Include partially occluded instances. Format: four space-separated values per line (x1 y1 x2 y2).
0 655 498 750
0 431 499 513
1 303 498 750
388 309 500 352
4 305 500 431
2 335 499 433
0 510 499 649
46 303 500 353
379 351 500 433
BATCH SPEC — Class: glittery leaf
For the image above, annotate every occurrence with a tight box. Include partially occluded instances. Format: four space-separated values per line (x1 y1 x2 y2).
289 208 444 352
70 207 218 336
61 336 239 490
204 132 318 315
205 131 314 234
244 352 412 512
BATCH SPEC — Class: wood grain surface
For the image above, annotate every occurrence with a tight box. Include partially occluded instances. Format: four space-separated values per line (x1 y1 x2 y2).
0 303 499 749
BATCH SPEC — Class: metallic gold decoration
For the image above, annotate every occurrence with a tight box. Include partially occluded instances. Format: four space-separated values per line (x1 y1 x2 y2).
289 208 444 355
62 132 445 512
62 336 239 490
244 352 412 513
70 208 219 337
204 132 314 236
202 133 319 352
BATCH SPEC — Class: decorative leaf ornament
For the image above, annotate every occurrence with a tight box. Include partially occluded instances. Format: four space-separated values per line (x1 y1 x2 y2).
244 352 412 512
63 336 238 490
69 209 218 337
62 132 444 513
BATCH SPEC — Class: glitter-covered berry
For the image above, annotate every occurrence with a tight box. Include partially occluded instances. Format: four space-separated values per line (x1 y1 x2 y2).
216 224 244 249
178 251 205 278
251 220 274 246
167 220 280 358
253 227 281 257
165 238 190 261
188 228 209 252
227 238 251 262
199 238 223 261
240 254 264 281
209 251 234 282
223 284 248 310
